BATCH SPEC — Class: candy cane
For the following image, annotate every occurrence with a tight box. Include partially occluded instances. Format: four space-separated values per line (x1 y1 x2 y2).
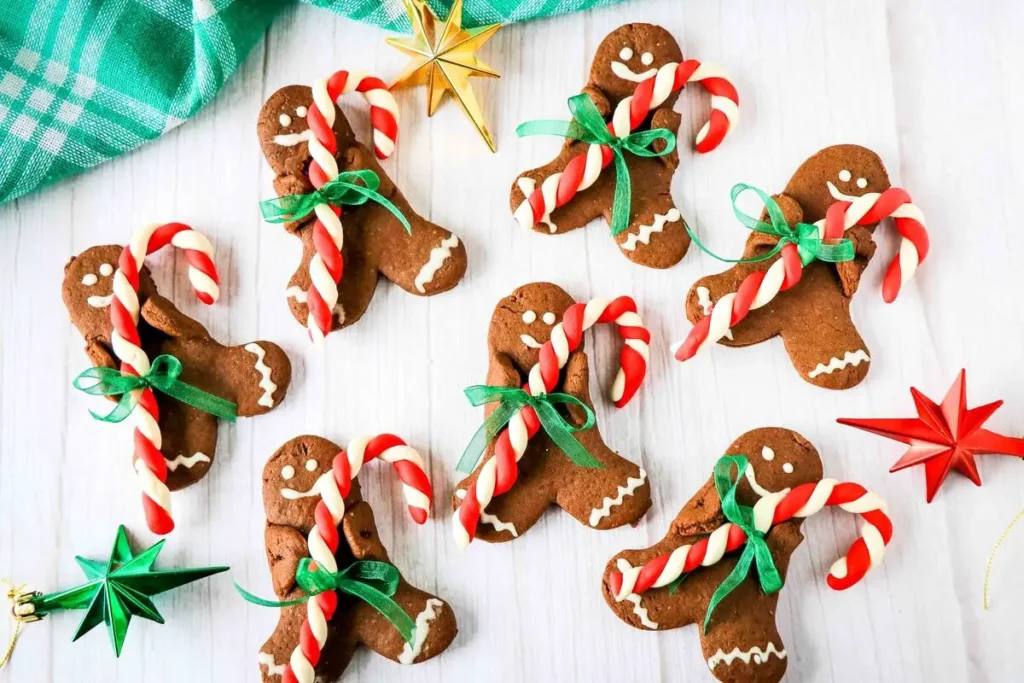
109 222 220 535
299 71 399 344
673 187 928 361
609 479 892 605
454 297 650 550
282 434 431 683
514 60 738 233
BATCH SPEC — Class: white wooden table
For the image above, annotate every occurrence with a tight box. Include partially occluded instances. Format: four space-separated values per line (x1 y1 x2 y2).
2 0 1023 680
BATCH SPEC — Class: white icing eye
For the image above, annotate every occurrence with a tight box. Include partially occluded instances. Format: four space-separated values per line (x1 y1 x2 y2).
838 169 852 182
542 312 556 325
99 263 113 276
281 465 295 480
619 47 634 61
305 459 318 471
295 106 307 117
782 463 794 474
641 52 654 66
279 114 292 126
857 177 868 189
761 446 775 461
522 310 537 324
82 273 98 286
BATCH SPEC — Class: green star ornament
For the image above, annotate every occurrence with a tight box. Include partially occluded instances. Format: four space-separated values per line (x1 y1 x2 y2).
20 525 227 656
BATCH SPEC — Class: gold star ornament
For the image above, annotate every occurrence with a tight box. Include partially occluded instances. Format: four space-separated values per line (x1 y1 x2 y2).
387 0 502 152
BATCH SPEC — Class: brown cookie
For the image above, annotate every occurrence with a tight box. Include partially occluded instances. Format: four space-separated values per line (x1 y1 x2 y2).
257 84 468 332
685 145 889 389
451 282 651 543
258 436 457 680
602 428 824 683
511 23 688 269
63 245 293 490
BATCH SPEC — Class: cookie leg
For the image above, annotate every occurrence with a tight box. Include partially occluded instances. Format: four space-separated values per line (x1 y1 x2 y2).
157 400 217 491
511 140 611 236
375 219 468 297
256 604 314 681
697 584 789 683
685 264 785 347
613 164 688 269
351 581 457 666
600 540 700 632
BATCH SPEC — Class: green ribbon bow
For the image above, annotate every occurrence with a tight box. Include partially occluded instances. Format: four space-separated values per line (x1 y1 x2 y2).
73 354 236 423
688 183 855 267
235 559 417 645
260 169 411 234
516 93 677 236
456 384 602 473
682 455 783 632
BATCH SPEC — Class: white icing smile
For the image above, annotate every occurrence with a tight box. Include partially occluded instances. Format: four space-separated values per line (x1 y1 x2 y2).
744 462 779 498
414 235 459 293
399 598 444 664
244 343 277 408
281 474 326 499
708 642 786 669
611 61 658 82
520 334 544 349
808 349 870 378
273 130 314 147
87 293 114 308
827 180 864 203
589 468 647 527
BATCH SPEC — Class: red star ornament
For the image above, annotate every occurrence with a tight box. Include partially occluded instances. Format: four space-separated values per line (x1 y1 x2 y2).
838 370 1024 502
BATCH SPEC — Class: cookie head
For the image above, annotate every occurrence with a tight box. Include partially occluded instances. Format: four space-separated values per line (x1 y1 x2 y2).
62 245 148 339
786 144 892 223
489 283 576 371
591 24 682 101
726 427 824 504
263 436 351 530
257 85 357 196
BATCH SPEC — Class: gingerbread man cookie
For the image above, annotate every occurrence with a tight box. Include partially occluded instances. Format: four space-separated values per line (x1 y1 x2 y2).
452 282 651 548
603 428 893 683
678 145 930 389
257 435 455 681
64 240 292 526
511 23 739 269
257 74 467 341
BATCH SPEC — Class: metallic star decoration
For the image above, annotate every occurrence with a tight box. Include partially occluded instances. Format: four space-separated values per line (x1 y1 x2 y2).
27 526 227 656
838 370 1024 502
387 0 502 151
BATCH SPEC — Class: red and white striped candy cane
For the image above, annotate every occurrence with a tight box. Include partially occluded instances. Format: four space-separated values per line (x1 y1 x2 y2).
282 434 431 683
673 187 929 361
454 297 650 550
608 478 892 607
514 61 738 232
297 71 399 344
109 222 220 535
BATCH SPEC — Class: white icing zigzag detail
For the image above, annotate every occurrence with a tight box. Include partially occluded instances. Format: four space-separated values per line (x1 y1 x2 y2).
620 209 681 251
399 598 444 664
414 235 460 293
165 452 211 472
624 593 658 629
696 286 732 340
257 651 286 677
456 490 518 536
707 642 787 669
807 349 870 378
244 343 277 408
589 468 647 527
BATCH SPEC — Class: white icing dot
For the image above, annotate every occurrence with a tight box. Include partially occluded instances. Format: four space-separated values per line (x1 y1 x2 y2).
279 114 292 126
641 52 654 66
522 310 537 324
782 463 794 474
295 106 307 117
81 273 98 286
838 169 852 182
281 465 295 480
619 47 634 61
542 311 556 325
761 446 775 461
857 177 868 189
99 263 113 276
305 459 318 471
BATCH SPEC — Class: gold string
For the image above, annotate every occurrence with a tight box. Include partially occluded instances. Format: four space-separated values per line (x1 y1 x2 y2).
0 579 38 670
984 506 1024 611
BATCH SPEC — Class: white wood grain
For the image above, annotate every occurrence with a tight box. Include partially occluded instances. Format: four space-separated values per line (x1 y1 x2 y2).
2 0 1023 680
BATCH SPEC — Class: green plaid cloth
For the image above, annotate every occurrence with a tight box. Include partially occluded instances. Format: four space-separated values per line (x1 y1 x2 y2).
0 0 624 206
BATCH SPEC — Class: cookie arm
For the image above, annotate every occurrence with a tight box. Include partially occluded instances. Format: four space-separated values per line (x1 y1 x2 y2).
341 501 392 563
581 85 612 118
650 107 682 170
835 225 877 297
140 294 211 339
560 350 596 426
264 523 309 598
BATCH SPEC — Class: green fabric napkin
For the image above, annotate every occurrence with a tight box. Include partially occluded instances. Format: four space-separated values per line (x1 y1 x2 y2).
0 0 625 206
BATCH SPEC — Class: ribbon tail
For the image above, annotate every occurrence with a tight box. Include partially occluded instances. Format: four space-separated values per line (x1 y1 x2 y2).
359 188 412 234
515 119 597 144
87 393 137 424
535 402 603 469
156 381 237 422
455 400 519 474
753 544 784 595
233 582 311 608
608 151 632 237
341 581 418 645
703 549 754 633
